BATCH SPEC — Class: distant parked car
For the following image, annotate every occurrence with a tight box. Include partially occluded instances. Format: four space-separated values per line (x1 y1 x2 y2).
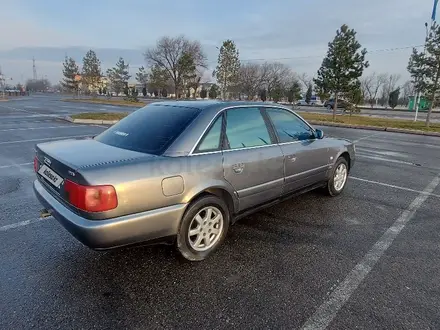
324 98 353 111
33 101 356 261
296 96 322 106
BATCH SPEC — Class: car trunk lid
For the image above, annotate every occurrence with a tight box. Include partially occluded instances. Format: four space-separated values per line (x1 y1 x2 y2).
35 137 153 210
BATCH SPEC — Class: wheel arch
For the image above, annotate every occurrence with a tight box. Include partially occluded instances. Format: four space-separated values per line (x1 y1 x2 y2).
183 181 239 216
337 151 351 172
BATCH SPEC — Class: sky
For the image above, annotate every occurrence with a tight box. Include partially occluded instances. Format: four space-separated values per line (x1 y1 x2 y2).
0 0 435 86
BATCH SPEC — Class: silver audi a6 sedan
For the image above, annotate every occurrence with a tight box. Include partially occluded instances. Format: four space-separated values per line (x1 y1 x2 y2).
33 101 355 261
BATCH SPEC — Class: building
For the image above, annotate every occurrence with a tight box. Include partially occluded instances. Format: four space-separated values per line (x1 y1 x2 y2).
74 74 109 93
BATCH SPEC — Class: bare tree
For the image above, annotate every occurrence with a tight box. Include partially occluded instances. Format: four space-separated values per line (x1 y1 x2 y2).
298 73 312 91
402 80 416 102
144 35 207 98
260 62 291 99
380 74 401 107
237 63 262 100
361 72 387 107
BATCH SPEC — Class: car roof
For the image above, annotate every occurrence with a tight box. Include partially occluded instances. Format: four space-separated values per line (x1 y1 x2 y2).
148 100 280 112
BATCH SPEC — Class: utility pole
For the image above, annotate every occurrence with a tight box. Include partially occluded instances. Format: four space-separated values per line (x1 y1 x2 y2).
32 57 37 81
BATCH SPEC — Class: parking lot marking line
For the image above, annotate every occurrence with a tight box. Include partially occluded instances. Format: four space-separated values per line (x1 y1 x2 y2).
0 125 85 132
0 217 51 232
353 132 383 143
0 104 37 115
0 162 33 169
0 134 91 145
300 174 440 330
357 154 418 166
350 176 440 198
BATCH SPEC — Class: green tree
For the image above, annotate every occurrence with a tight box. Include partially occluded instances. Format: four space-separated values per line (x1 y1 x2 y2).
214 39 240 99
135 66 148 86
106 57 130 96
148 65 169 97
178 52 197 97
408 22 440 127
123 82 129 96
60 56 80 95
208 84 219 99
259 89 267 102
388 88 400 109
142 86 147 97
287 81 302 103
314 24 369 120
269 83 284 102
305 83 313 104
81 50 102 95
346 80 363 116
200 88 207 99
102 86 107 95
144 35 207 98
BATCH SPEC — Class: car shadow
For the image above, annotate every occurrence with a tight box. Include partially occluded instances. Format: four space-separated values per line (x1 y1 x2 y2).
33 191 349 328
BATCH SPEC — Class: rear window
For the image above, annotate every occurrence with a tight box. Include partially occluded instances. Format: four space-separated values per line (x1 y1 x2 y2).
94 104 201 155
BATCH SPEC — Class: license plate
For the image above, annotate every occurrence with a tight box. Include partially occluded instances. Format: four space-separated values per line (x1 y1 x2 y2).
38 164 64 188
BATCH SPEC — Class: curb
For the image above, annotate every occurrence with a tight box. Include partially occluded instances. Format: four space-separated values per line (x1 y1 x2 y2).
61 99 144 108
308 120 440 137
59 116 119 125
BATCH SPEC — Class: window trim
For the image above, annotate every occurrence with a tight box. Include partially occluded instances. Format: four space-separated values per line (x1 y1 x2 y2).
193 113 225 154
188 104 316 156
222 107 276 151
263 106 317 144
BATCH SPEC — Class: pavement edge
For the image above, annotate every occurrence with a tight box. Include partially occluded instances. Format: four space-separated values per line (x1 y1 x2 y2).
58 116 118 125
307 120 440 137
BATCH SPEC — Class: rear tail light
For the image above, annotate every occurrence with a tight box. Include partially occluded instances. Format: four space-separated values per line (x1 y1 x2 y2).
34 156 39 172
64 179 118 212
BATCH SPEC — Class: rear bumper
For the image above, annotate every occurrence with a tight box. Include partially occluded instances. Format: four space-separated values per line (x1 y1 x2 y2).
33 179 187 250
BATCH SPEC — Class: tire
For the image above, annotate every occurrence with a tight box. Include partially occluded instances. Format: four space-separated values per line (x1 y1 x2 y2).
325 157 349 196
176 195 230 262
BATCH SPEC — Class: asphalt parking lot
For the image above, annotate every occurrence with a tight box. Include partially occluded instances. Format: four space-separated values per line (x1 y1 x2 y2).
1 96 440 330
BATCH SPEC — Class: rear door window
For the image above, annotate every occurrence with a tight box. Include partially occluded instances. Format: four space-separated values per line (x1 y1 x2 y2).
94 104 201 155
224 107 272 149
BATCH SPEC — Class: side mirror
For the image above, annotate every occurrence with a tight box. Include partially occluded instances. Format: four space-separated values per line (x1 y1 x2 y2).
315 129 324 139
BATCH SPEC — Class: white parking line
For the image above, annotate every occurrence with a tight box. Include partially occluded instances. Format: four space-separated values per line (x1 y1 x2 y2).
0 162 33 169
0 134 91 145
0 104 37 114
357 154 418 166
0 217 51 232
351 176 440 198
300 174 440 330
353 132 383 143
0 125 84 132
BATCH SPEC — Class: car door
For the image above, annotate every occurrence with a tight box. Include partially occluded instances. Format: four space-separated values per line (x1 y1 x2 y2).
265 107 330 193
222 107 284 212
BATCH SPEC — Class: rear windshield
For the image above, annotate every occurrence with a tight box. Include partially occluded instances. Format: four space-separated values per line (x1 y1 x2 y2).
94 104 201 155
